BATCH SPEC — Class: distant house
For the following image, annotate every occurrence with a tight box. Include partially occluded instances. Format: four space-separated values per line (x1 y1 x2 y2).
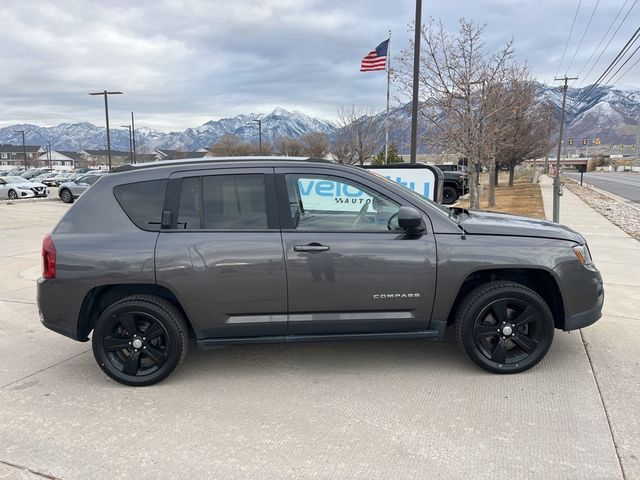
79 149 131 167
154 148 210 161
37 150 83 171
0 144 45 168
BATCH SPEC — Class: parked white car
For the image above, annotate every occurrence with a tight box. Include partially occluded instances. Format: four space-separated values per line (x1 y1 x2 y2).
0 176 50 200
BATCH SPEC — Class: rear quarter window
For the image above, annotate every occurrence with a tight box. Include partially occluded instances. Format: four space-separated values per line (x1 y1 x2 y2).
113 179 167 231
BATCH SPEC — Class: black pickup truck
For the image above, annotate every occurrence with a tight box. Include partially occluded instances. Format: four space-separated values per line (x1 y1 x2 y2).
435 164 469 204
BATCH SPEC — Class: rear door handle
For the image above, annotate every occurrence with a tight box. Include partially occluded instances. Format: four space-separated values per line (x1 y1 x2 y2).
294 243 329 252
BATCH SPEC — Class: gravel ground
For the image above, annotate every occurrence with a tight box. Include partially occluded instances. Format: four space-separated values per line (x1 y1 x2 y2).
563 179 640 242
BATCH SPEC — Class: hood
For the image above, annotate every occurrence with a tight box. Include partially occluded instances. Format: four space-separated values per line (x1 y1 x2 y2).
15 181 46 188
459 210 585 243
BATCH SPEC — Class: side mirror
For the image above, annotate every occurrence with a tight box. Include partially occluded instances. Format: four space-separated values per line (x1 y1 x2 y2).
398 206 425 233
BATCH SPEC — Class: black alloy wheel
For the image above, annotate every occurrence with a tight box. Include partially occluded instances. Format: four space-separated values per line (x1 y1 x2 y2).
8 190 18 200
92 295 188 386
59 189 73 203
442 186 458 205
456 281 554 373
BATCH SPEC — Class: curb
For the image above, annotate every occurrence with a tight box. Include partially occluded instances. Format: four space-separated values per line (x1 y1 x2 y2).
0 197 61 205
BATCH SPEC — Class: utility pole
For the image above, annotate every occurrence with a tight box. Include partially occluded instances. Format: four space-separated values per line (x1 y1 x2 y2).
89 90 123 170
121 125 133 164
553 76 577 223
543 105 553 174
254 119 262 154
48 141 52 169
131 112 137 163
634 109 639 171
409 0 422 164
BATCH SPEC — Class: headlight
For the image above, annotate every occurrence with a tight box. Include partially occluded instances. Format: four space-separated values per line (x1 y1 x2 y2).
573 244 595 269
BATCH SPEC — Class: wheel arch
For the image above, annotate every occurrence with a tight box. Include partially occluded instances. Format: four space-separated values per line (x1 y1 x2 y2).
445 268 565 329
77 284 193 340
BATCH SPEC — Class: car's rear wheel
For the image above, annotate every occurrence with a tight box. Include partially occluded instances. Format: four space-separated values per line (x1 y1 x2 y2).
92 295 188 386
442 185 459 205
8 190 18 200
59 188 73 203
455 281 554 374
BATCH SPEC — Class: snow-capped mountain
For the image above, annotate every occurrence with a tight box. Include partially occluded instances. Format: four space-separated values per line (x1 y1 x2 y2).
0 108 336 152
0 85 637 154
537 83 639 146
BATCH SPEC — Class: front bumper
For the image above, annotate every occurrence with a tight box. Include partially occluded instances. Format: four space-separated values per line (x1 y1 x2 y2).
15 187 49 198
553 260 604 331
564 280 604 330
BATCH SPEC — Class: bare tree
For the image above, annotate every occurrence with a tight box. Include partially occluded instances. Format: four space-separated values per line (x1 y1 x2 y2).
332 134 358 164
395 18 518 208
209 134 255 156
336 106 382 165
276 136 305 156
301 132 330 158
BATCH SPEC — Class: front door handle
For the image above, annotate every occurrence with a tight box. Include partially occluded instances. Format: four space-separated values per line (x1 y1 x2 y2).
294 243 330 252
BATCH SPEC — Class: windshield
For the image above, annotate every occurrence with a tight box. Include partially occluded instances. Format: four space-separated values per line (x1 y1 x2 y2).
372 173 458 221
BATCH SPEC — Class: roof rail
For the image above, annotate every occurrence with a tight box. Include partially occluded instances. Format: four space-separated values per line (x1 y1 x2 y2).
110 156 333 173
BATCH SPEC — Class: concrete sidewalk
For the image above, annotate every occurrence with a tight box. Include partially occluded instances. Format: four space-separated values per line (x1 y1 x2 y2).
541 176 640 478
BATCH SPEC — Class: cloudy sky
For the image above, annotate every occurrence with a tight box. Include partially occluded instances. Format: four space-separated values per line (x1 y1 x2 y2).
2 0 638 131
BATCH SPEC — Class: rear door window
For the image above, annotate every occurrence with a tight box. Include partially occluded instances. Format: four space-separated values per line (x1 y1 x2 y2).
174 174 269 230
113 179 168 231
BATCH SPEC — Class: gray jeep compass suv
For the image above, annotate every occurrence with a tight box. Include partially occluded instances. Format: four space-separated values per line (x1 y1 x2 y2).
37 157 604 386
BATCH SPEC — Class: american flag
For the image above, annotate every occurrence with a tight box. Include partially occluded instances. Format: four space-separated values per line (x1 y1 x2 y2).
360 39 389 72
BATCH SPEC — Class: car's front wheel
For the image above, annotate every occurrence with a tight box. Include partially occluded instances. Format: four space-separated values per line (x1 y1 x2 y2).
59 188 73 203
455 281 554 374
92 295 188 386
8 190 18 200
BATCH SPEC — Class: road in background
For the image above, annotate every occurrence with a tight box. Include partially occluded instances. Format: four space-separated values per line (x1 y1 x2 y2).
564 172 640 203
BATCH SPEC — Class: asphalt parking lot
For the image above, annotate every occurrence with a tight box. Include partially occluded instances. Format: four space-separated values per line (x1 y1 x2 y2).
0 197 636 479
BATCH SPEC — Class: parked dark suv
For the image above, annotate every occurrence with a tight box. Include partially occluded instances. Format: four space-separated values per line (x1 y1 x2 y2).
38 157 604 386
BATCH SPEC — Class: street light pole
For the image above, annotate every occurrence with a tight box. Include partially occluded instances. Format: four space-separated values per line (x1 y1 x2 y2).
553 76 578 223
13 130 27 169
254 119 262 154
89 90 123 170
409 0 422 164
131 112 137 163
121 125 133 164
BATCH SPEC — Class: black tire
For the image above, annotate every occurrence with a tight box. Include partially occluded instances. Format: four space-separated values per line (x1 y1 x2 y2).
455 281 554 374
8 190 18 200
442 185 459 205
59 188 73 203
92 295 188 386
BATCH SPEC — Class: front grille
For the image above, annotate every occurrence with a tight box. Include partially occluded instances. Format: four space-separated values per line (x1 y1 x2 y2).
31 187 45 195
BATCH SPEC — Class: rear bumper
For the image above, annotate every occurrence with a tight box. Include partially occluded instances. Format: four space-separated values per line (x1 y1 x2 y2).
37 278 87 341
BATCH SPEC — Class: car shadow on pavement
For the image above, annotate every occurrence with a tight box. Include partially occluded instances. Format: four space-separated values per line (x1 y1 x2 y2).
176 336 480 381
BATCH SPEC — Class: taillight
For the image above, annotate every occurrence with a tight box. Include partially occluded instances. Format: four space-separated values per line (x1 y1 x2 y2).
42 233 56 279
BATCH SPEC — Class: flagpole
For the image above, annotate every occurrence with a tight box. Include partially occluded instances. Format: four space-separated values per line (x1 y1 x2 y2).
385 30 391 164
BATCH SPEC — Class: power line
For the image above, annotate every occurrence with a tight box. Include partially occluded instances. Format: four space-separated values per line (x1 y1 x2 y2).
578 0 638 87
577 0 631 78
610 52 640 84
580 27 640 98
566 0 601 74
604 42 640 86
555 0 583 79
